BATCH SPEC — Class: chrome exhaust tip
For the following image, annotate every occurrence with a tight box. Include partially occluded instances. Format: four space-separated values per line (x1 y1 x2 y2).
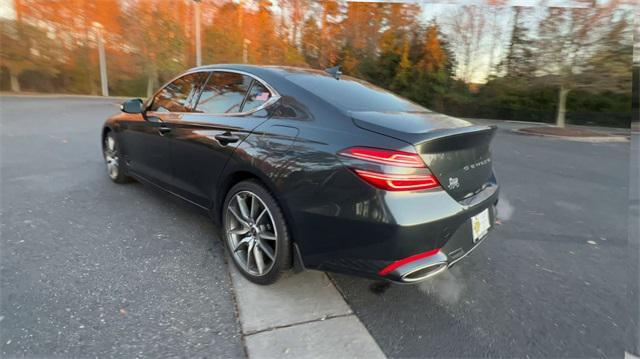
400 262 448 282
384 251 449 283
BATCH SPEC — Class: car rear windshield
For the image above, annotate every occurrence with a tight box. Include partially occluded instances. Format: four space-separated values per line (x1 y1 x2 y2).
286 73 430 112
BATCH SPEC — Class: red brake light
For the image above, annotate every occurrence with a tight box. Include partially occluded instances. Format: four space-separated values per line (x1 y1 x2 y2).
338 147 426 168
354 169 440 191
378 248 441 276
338 146 440 191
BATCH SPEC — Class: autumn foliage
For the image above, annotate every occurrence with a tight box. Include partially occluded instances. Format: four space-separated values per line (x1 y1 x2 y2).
0 0 634 127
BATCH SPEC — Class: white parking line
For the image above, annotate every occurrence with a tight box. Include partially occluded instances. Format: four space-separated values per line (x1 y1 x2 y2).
228 267 386 359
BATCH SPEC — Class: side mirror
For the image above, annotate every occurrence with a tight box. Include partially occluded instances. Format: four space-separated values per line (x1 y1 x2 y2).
120 98 144 114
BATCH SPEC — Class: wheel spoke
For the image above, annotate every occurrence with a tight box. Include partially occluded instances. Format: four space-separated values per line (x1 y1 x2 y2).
258 240 275 261
250 195 259 221
246 241 255 269
228 207 249 227
254 245 266 274
233 236 251 252
259 232 276 241
255 208 267 224
236 195 250 221
107 137 115 151
229 226 249 236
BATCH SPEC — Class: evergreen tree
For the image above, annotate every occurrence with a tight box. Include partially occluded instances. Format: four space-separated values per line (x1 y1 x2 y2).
410 22 454 111
391 41 413 93
500 7 534 78
419 22 448 73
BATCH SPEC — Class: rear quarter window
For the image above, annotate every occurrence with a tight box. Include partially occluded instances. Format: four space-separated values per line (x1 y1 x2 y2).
286 74 429 112
195 72 253 114
242 81 272 112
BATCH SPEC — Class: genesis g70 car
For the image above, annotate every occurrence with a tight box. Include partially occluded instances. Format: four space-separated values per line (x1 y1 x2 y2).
102 64 499 285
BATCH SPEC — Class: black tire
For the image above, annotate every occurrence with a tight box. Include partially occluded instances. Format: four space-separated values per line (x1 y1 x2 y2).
222 180 292 285
103 132 131 184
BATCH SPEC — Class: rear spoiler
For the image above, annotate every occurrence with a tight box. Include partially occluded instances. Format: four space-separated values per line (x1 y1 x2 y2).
413 125 497 153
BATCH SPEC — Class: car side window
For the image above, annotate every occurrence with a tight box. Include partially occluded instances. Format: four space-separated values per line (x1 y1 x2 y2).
194 72 252 114
242 81 272 112
149 72 206 113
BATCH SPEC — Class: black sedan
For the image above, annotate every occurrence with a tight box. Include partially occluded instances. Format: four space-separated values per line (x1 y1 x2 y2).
102 64 499 285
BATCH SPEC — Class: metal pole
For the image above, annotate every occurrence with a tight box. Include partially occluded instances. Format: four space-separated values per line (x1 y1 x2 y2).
243 39 251 64
195 0 202 67
94 23 108 97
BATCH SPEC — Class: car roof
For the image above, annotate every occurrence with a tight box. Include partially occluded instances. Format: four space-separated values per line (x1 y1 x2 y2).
186 64 346 107
188 64 331 80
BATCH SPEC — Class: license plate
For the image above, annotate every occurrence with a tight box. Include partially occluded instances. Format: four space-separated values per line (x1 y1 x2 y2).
471 208 491 243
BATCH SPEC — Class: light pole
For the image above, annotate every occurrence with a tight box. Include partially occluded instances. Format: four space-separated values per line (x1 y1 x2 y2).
243 39 251 64
194 0 202 67
93 22 108 97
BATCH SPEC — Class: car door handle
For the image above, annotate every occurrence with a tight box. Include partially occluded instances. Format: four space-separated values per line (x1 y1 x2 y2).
215 133 240 144
158 126 172 135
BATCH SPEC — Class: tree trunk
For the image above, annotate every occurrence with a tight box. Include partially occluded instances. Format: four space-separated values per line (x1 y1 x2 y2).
10 72 20 92
146 64 157 98
319 10 327 68
146 75 155 98
556 85 571 128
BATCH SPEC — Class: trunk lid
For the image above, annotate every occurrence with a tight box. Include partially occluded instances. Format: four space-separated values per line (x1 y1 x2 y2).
351 111 497 201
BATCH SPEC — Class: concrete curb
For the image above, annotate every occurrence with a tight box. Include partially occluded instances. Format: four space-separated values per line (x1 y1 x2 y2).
512 128 630 143
228 265 386 359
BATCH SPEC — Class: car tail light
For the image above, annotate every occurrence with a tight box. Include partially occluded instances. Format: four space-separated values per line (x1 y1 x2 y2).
353 170 440 191
378 248 441 276
338 147 441 191
338 147 425 167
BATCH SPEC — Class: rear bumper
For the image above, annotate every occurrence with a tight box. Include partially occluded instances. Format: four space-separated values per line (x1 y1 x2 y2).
382 210 495 283
290 175 499 283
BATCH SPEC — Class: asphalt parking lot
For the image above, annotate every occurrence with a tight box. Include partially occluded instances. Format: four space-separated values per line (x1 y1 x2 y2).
1 96 636 358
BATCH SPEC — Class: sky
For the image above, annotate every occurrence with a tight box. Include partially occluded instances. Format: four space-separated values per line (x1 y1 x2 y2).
0 0 15 19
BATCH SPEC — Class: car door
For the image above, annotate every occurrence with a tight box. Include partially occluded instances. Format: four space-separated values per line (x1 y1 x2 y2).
123 72 207 187
169 71 277 207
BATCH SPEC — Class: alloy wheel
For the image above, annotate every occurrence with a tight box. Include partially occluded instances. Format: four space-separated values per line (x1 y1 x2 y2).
104 135 119 180
225 191 278 276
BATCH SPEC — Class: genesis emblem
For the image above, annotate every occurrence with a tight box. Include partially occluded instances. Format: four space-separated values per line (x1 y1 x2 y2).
448 177 460 189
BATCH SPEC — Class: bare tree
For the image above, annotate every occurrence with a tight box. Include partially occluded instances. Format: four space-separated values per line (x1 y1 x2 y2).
284 0 309 47
445 6 487 83
534 6 633 127
486 6 504 78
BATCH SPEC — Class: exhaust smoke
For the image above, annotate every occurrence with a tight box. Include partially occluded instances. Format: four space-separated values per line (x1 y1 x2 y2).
496 196 514 222
417 266 465 304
